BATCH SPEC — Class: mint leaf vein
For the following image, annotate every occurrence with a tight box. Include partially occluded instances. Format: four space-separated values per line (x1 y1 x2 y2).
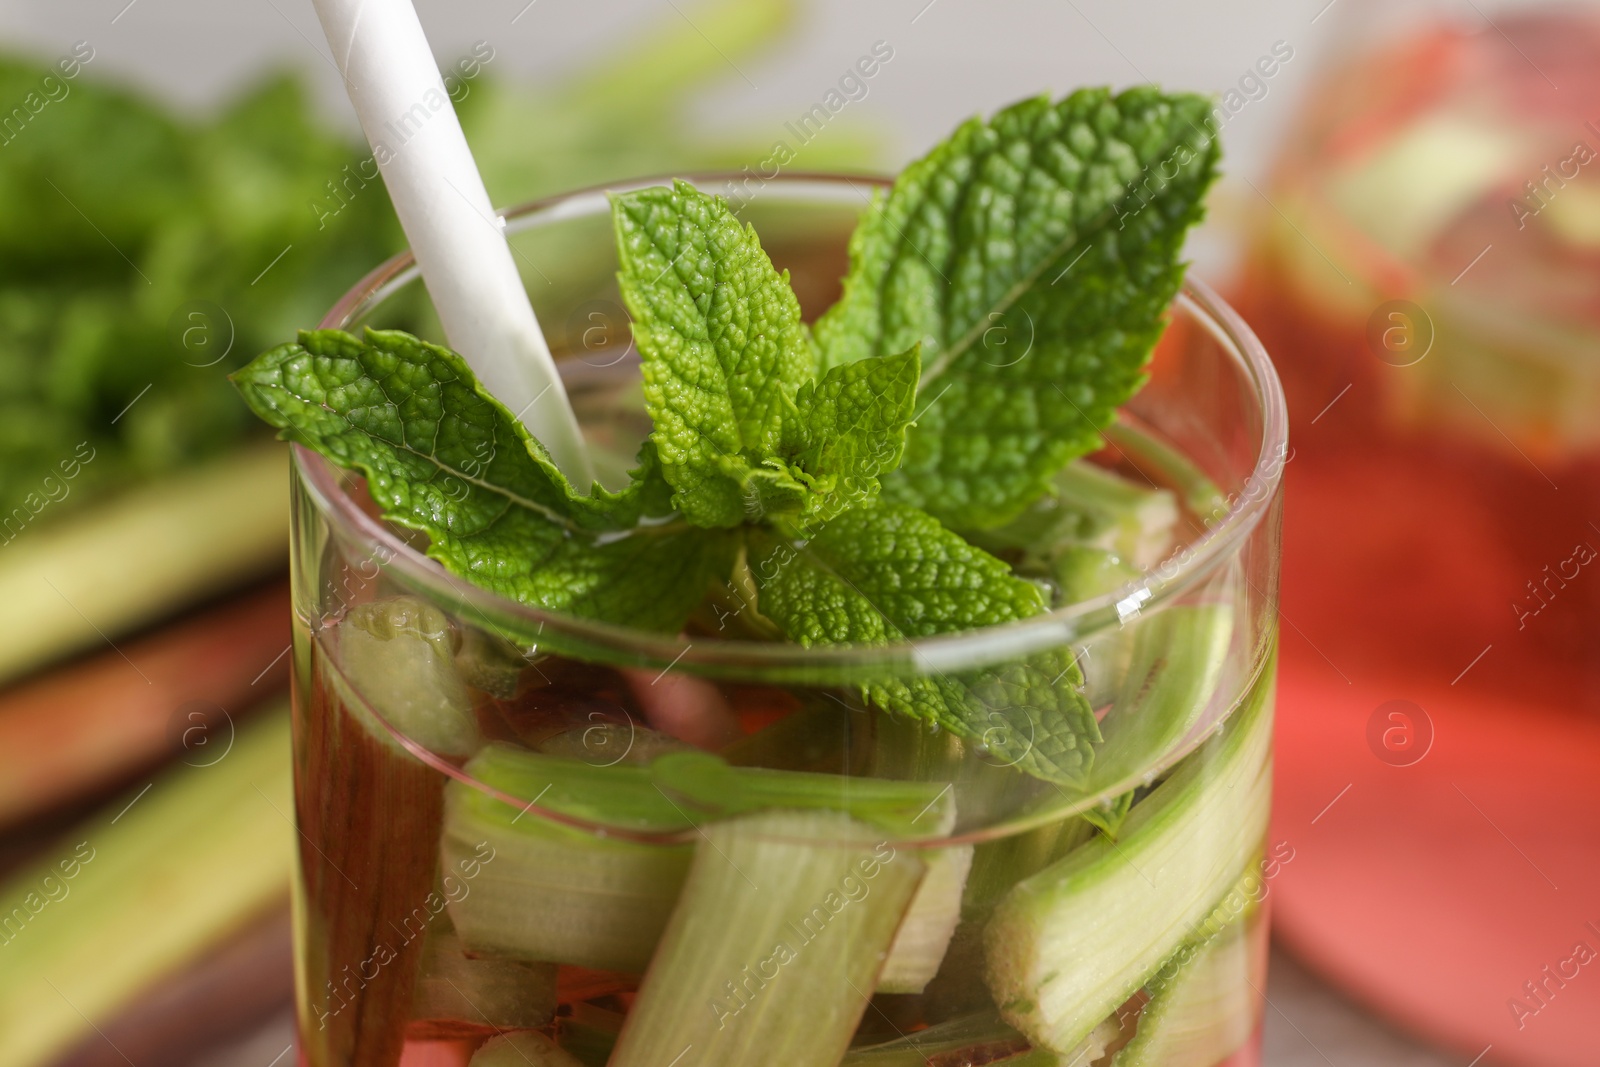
815 87 1221 530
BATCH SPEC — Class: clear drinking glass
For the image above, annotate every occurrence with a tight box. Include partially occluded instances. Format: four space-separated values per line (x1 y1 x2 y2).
288 175 1286 1067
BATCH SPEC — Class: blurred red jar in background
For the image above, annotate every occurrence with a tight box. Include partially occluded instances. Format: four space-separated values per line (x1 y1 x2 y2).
1234 4 1600 1064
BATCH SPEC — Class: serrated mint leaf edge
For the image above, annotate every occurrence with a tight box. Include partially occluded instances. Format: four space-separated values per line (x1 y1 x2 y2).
610 179 818 528
817 88 1221 383
231 326 662 535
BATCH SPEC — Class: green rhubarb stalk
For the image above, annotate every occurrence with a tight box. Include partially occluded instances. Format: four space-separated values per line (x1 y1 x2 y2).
858 712 1089 997
970 460 1180 574
1045 466 1178 708
440 817 686 974
535 721 689 765
663 748 970 993
1101 422 1229 524
1050 544 1140 604
471 1031 586 1067
1122 859 1270 1059
558 0 793 119
410 920 558 1039
1091 603 1235 795
441 755 693 972
919 817 1097 1018
0 705 293 1067
1081 789 1137 839
649 751 957 834
1048 543 1139 709
443 747 956 971
991 603 1236 843
984 659 1274 1053
842 1009 1119 1067
867 708 1045 833
1111 879 1267 1067
967 460 1182 711
606 810 925 1067
877 843 974 994
842 1010 1032 1066
1049 460 1181 570
0 581 288 830
965 817 1096 917
337 597 481 757
0 441 287 684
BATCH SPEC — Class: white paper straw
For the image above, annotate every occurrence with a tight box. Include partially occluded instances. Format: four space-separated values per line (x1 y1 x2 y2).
310 0 592 486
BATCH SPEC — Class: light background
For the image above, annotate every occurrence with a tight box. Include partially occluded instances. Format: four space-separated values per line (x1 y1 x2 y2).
0 0 1361 277
0 2 1461 1064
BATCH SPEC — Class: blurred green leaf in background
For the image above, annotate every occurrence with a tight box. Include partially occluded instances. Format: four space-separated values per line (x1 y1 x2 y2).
0 0 878 532
0 61 391 517
0 3 880 1063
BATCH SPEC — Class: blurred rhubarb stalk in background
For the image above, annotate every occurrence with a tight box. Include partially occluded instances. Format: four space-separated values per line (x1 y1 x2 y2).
0 708 293 1067
0 0 880 1060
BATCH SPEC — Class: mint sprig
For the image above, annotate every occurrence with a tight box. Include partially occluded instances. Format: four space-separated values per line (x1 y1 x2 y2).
778 347 920 521
613 179 924 527
612 179 818 527
232 327 732 631
815 87 1220 530
750 502 1100 785
231 87 1219 787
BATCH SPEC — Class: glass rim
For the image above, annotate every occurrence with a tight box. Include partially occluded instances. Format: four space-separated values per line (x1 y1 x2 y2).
299 171 1289 674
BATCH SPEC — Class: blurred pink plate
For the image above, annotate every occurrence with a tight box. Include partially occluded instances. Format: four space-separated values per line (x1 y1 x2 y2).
1270 657 1600 1067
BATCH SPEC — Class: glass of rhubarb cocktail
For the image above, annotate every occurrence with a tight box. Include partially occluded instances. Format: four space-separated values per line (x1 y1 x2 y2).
278 170 1286 1067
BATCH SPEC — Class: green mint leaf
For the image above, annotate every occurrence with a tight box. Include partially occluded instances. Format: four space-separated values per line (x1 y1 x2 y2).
613 179 817 527
814 87 1220 529
756 502 1043 639
230 327 731 631
751 501 1100 785
1080 789 1134 838
778 343 920 522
